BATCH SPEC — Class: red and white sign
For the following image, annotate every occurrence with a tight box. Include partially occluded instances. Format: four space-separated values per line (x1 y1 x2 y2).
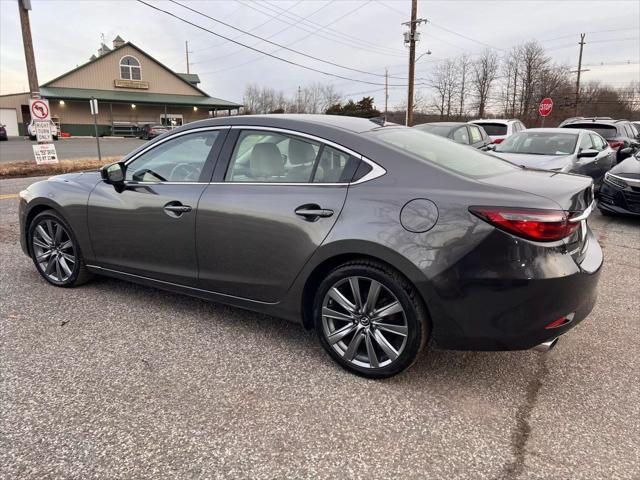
538 97 553 117
29 98 51 121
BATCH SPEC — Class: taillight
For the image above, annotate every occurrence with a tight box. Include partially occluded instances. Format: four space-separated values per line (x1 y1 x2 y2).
469 207 580 242
492 138 505 144
608 140 624 150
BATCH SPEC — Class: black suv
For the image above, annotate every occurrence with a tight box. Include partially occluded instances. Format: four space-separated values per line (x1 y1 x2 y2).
560 118 640 162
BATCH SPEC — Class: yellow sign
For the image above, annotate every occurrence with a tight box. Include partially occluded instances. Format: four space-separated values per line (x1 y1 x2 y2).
114 79 149 89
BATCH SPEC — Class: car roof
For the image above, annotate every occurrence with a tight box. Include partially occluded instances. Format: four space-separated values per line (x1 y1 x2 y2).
523 128 582 134
191 114 387 134
469 119 519 124
564 119 621 126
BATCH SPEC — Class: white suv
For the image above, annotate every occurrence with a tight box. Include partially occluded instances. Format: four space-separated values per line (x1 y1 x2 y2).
468 119 526 144
28 120 58 141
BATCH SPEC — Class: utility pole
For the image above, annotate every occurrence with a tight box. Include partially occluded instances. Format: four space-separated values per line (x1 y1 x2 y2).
574 33 586 116
185 41 190 74
402 1 427 126
17 0 39 98
297 86 302 113
405 0 417 126
384 68 389 120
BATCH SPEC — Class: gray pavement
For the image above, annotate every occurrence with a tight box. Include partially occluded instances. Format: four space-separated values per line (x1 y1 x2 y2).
1 175 639 479
0 137 146 163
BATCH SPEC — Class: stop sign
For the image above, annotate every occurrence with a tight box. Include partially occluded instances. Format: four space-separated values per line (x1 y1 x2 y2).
539 98 553 117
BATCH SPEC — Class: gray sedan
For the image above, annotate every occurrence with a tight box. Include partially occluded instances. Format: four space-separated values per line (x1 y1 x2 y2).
490 128 616 189
18 115 602 378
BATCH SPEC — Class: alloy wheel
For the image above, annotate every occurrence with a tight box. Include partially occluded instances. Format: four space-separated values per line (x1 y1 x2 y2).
321 276 408 369
32 219 76 283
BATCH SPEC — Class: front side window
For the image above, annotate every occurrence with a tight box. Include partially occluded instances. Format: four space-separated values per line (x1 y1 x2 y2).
590 134 605 151
125 131 219 182
579 134 594 151
120 56 141 80
495 132 578 155
370 128 517 178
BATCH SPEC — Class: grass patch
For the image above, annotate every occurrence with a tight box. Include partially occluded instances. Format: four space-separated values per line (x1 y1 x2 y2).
0 157 119 179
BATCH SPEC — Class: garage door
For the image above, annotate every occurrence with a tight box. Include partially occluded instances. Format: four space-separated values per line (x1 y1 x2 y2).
0 108 19 137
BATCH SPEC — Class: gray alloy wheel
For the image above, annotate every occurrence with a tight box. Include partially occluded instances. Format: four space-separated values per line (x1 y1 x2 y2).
31 218 77 283
321 276 409 369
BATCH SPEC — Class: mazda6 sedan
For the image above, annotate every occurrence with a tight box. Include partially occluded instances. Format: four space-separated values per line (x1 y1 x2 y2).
19 115 603 378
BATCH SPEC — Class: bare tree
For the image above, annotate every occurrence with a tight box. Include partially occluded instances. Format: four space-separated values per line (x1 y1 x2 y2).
471 49 499 118
456 54 472 119
428 59 459 119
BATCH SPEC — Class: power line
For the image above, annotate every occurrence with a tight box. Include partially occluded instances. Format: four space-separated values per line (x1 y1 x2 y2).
168 0 407 79
135 0 418 87
235 0 407 58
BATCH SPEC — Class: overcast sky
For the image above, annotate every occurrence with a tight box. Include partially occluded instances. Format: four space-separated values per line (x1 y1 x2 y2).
1 0 638 109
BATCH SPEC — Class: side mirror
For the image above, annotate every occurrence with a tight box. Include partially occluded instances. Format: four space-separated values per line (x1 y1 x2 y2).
578 149 598 158
620 147 632 155
486 144 496 151
101 162 125 185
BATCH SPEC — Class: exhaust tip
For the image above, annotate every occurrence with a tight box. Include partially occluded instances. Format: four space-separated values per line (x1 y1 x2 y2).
532 338 558 352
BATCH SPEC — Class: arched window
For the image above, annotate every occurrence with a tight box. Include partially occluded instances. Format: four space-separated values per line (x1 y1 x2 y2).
120 56 141 80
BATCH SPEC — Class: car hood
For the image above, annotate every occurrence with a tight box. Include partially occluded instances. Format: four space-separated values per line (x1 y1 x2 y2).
610 155 640 176
491 152 573 169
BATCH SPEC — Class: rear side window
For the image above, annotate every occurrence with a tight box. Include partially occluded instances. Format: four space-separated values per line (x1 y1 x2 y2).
313 146 360 183
469 125 483 143
566 123 617 140
473 123 507 136
369 128 517 178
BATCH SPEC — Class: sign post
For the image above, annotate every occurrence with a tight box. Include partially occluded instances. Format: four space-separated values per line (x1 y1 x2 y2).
90 98 102 162
538 97 553 127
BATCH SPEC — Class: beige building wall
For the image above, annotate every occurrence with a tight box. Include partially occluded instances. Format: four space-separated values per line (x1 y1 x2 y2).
0 93 30 122
47 45 202 96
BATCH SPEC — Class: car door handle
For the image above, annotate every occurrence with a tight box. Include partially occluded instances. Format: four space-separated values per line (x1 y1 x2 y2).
163 202 192 217
295 204 334 221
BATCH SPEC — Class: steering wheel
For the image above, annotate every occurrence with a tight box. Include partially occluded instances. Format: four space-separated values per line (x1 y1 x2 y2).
169 163 201 182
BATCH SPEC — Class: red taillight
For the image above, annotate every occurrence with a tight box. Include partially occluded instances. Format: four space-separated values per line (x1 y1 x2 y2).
469 207 580 242
492 138 505 144
608 140 624 150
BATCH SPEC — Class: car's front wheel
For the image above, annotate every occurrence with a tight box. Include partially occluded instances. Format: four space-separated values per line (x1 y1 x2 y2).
314 260 429 378
28 211 91 287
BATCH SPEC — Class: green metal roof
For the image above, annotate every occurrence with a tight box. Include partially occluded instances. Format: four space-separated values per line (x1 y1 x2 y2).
177 73 201 85
39 86 242 108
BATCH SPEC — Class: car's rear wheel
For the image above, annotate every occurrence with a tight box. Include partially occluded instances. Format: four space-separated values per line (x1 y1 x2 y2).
28 211 91 287
314 260 429 378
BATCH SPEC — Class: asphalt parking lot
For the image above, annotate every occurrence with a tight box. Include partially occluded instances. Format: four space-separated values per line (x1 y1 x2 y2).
0 137 146 163
1 175 639 479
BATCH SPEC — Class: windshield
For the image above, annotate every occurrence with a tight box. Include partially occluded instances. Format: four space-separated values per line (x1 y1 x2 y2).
369 128 517 178
414 124 452 137
495 132 578 155
472 122 507 136
565 123 617 139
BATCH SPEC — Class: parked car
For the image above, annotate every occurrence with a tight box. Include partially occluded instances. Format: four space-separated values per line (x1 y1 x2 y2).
490 128 616 191
598 151 640 217
27 120 58 141
139 124 169 140
0 124 7 141
18 115 602 378
468 118 526 144
413 122 491 150
558 116 612 127
560 119 640 162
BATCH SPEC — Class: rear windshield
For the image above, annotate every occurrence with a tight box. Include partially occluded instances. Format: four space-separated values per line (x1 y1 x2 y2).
471 122 507 136
413 124 453 137
565 123 617 139
369 128 517 178
495 132 578 155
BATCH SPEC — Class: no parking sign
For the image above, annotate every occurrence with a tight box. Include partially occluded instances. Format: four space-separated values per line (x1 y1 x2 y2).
29 98 51 121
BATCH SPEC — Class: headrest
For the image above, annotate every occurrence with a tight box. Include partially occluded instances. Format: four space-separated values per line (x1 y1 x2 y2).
250 143 282 178
288 139 317 165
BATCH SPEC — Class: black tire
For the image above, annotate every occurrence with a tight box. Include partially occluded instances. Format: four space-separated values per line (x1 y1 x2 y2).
28 210 92 287
313 259 429 378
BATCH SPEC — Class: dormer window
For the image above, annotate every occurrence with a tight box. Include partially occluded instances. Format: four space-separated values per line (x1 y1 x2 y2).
120 56 141 80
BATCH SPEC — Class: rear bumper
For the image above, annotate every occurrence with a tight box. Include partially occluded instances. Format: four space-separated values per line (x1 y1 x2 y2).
430 227 603 351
